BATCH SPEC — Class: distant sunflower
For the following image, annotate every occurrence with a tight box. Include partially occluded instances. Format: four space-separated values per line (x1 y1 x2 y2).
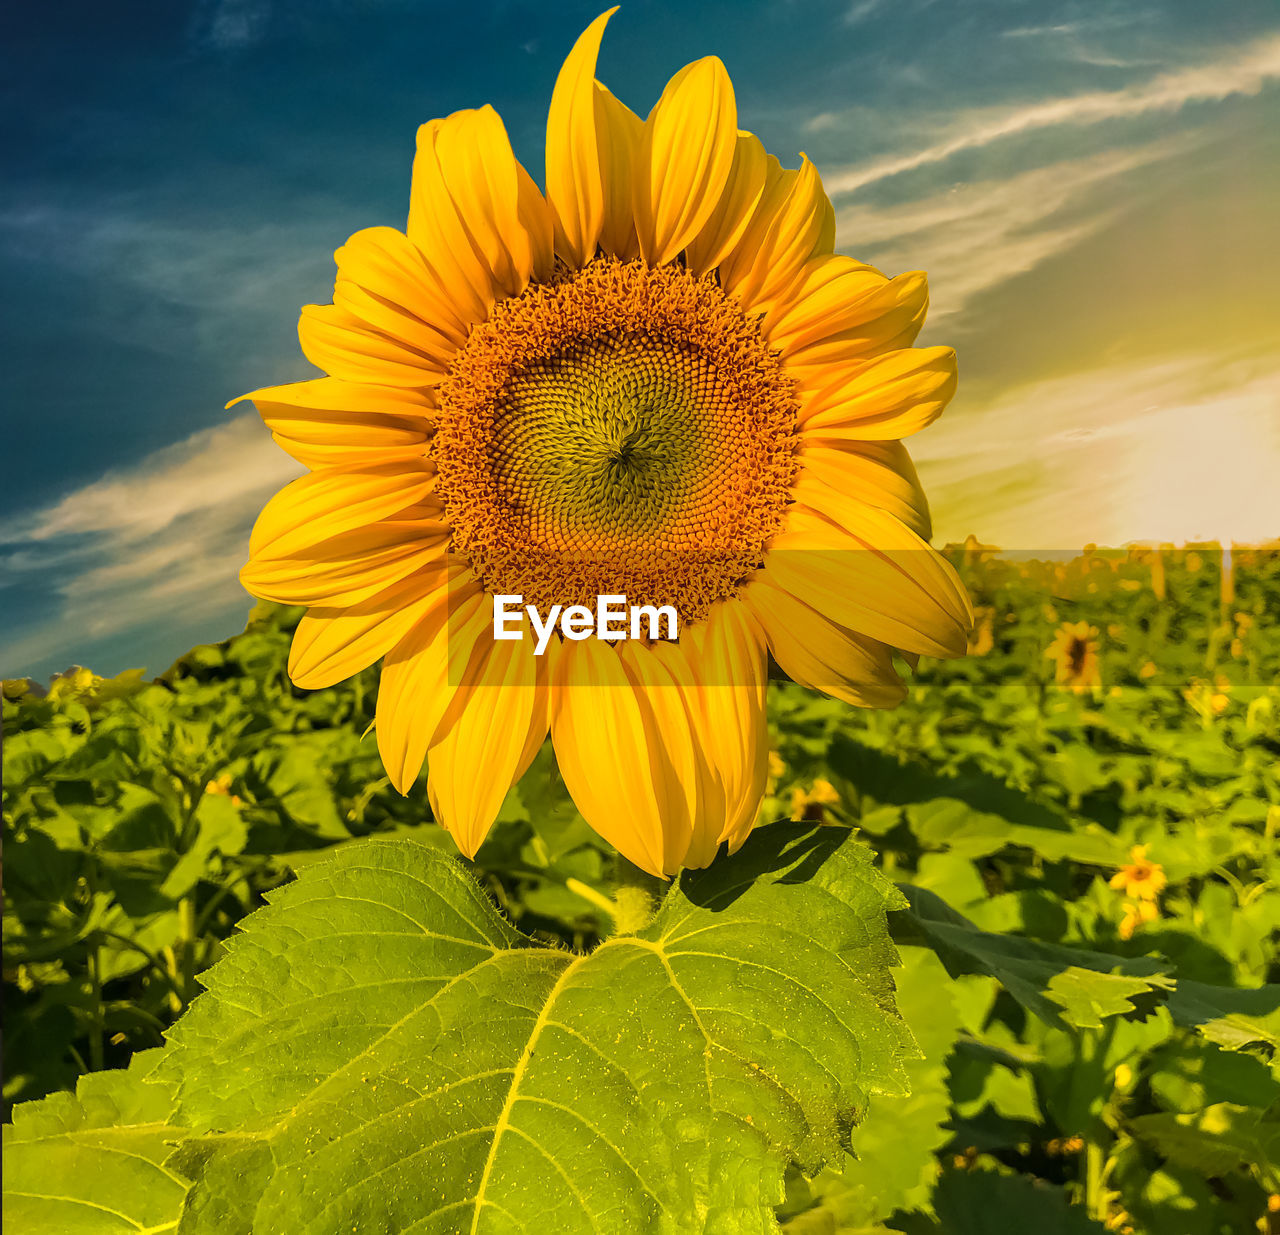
236 9 971 875
1109 844 1167 901
1046 621 1101 695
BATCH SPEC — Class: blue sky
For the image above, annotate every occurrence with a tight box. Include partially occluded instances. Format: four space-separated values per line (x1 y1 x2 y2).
3 0 1279 680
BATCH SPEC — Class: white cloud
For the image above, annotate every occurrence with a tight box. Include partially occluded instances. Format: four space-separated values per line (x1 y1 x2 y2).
0 415 301 674
822 33 1280 195
832 138 1190 319
189 0 272 51
0 203 338 362
3 413 298 546
913 350 1280 549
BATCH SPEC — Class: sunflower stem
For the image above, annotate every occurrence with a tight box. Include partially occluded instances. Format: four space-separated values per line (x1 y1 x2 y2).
609 855 664 935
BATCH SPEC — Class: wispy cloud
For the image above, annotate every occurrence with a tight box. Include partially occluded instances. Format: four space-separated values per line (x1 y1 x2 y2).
188 0 273 52
822 33 1280 195
0 204 337 363
833 137 1191 319
0 415 300 676
914 349 1280 549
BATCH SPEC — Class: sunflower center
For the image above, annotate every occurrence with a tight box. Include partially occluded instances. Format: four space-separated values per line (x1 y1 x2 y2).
431 257 800 624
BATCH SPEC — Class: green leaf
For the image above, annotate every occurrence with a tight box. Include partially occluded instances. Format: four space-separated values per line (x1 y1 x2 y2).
893 885 1173 1030
828 737 1124 865
1165 981 1280 1054
2 1051 190 1233
780 947 964 1230
1127 1103 1280 1178
925 1168 1109 1234
160 793 248 901
1044 966 1165 1030
158 823 913 1232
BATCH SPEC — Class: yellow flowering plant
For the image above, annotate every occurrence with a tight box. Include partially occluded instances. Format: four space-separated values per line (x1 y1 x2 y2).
6 12 1280 1235
232 8 969 878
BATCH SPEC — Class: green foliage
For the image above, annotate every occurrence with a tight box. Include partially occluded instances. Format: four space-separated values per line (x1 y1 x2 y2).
1 1050 189 1233
9 824 915 1233
778 947 964 1231
4 544 1279 1231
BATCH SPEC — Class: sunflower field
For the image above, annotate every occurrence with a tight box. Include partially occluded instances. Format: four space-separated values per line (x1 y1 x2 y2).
4 540 1277 1234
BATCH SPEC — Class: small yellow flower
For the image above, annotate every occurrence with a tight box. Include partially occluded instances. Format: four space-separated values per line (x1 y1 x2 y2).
960 534 999 564
1110 845 1167 902
1118 898 1159 940
764 750 786 798
967 605 996 656
205 772 243 808
1184 675 1231 721
1045 621 1102 694
789 778 840 822
1138 660 1158 680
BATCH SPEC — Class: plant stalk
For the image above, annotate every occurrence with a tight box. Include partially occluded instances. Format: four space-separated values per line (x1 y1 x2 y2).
609 855 665 935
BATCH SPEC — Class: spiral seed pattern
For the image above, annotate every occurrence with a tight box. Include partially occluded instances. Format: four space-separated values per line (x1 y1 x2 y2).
432 257 800 622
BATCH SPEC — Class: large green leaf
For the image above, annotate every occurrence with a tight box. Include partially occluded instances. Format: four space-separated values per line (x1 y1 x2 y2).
1127 1103 1280 1178
892 885 1172 1030
924 1168 1109 1235
1165 980 1280 1054
779 947 964 1231
2 1051 190 1233
898 884 1280 1054
156 822 914 1232
827 737 1124 865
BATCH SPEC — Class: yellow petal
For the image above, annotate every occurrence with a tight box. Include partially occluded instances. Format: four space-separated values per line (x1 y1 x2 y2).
246 464 436 560
298 303 453 389
634 56 737 267
798 346 957 440
796 440 932 541
778 265 930 379
288 568 453 689
408 108 553 318
718 154 834 313
551 638 692 876
545 8 617 268
760 253 887 353
617 640 703 871
242 509 448 608
765 496 971 658
229 377 433 470
684 131 768 276
790 474 967 622
376 579 489 794
295 225 482 388
335 226 469 350
594 83 644 261
741 574 907 709
427 631 549 858
674 601 770 855
431 106 554 297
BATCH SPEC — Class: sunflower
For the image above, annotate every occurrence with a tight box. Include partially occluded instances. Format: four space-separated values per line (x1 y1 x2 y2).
1045 620 1101 695
1108 845 1167 902
236 9 971 876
